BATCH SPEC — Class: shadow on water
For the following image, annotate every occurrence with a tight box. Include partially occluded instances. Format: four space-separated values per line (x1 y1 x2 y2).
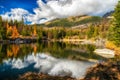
0 41 107 80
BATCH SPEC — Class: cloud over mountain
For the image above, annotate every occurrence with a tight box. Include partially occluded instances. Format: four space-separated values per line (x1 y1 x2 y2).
1 0 118 24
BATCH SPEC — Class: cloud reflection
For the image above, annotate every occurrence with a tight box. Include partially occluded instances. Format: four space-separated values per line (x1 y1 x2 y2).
2 53 94 79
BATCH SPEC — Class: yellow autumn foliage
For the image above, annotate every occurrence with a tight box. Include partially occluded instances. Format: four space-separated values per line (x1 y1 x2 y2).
105 41 120 55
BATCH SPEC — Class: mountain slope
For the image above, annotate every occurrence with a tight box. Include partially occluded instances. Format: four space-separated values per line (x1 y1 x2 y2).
37 15 103 27
45 16 102 27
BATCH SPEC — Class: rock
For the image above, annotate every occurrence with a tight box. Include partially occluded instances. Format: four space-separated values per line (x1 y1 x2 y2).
17 72 76 80
94 49 115 58
83 61 120 80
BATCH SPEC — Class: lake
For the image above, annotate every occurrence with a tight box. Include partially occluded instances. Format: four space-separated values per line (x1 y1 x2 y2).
0 41 109 80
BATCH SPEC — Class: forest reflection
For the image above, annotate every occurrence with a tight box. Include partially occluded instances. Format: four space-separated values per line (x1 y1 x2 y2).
0 42 106 64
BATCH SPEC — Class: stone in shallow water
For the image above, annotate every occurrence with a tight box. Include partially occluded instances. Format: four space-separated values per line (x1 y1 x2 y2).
94 49 115 58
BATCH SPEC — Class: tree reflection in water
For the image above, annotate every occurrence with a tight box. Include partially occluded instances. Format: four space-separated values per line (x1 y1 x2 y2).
0 42 106 64
0 42 108 80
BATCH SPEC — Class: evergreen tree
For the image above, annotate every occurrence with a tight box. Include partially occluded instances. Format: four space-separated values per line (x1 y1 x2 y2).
87 24 95 39
93 26 99 37
0 16 2 39
0 16 2 27
108 1 120 46
38 27 43 40
0 16 7 40
9 19 14 26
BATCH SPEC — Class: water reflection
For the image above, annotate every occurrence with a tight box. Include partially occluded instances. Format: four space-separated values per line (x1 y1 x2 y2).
0 53 94 79
0 42 106 80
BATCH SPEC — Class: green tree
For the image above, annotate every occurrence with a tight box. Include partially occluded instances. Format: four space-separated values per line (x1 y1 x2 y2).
53 28 59 39
38 27 43 40
87 24 95 39
0 16 2 39
9 19 14 26
93 26 99 37
0 16 7 40
21 26 30 36
0 16 2 28
108 1 120 46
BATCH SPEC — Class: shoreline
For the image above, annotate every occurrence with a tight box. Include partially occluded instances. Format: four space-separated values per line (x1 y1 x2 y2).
0 39 37 44
18 72 76 80
0 38 119 56
84 60 120 80
17 60 120 80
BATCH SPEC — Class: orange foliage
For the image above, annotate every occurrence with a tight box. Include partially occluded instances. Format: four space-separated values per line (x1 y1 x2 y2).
11 26 20 38
7 45 20 57
33 45 37 55
33 25 37 36
6 24 20 38
7 50 13 57
6 23 12 35
12 45 20 57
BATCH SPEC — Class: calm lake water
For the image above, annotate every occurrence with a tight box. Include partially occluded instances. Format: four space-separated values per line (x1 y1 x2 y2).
0 41 108 80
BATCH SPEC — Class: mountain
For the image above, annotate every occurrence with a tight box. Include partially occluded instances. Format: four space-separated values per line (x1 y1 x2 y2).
103 11 114 18
42 15 102 27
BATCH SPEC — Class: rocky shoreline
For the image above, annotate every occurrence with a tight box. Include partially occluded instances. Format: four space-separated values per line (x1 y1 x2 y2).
84 60 120 80
17 60 120 80
18 72 76 80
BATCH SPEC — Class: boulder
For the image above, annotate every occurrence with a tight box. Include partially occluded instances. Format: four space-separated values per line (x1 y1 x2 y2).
94 49 115 58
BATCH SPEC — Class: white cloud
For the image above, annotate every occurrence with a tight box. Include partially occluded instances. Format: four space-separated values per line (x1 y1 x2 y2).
1 8 31 22
0 0 118 24
29 0 118 24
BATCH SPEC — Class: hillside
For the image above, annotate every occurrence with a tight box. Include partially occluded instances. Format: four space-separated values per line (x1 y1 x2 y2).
37 15 103 27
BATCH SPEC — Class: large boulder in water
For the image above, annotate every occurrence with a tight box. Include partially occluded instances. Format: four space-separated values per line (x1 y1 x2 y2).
94 49 115 58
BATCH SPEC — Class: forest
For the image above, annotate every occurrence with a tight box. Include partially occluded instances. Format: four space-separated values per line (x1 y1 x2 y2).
0 1 120 48
0 15 110 42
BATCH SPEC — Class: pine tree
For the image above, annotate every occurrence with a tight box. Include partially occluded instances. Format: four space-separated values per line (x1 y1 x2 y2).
93 26 99 37
108 1 120 46
0 16 2 30
87 24 95 39
0 16 7 40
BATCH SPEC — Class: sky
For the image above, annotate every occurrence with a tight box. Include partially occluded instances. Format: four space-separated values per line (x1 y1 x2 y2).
0 0 118 24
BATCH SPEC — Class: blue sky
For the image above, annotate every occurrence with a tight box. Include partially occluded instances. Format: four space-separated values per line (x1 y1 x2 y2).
0 0 38 14
0 0 118 24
